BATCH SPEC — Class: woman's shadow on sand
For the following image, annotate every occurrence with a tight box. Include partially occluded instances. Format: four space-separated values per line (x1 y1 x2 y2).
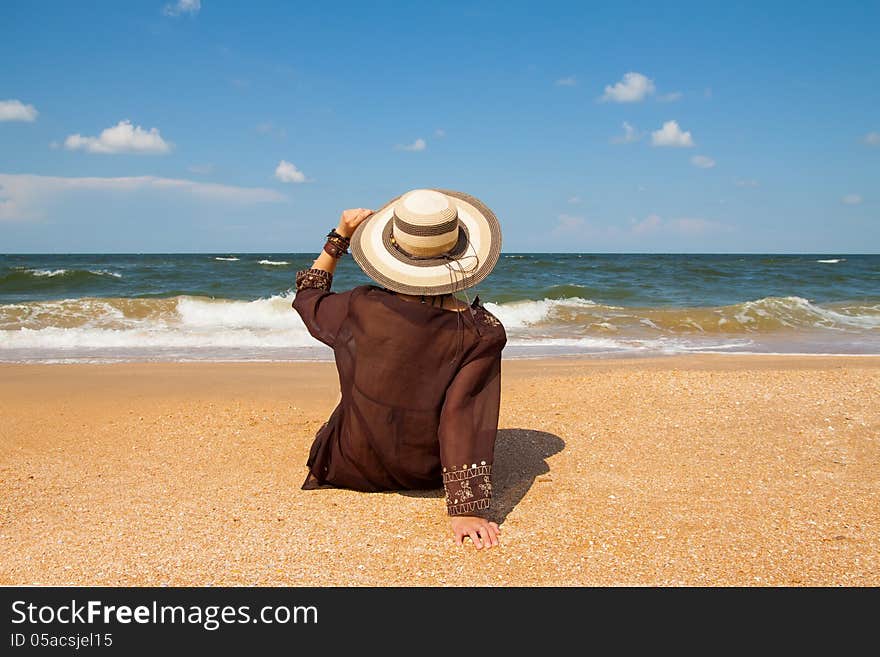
399 428 565 524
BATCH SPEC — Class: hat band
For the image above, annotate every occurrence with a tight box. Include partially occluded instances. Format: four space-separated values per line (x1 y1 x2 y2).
393 213 460 237
389 227 459 260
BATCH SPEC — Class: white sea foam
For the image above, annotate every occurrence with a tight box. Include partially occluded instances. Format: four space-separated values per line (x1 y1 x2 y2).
31 269 69 277
0 325 316 349
175 294 298 329
507 335 634 349
484 296 599 329
816 258 845 263
257 259 290 266
214 256 240 261
14 268 122 278
505 334 757 355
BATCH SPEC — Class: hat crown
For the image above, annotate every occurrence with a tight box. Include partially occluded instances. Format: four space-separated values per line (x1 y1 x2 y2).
391 189 460 257
395 189 457 225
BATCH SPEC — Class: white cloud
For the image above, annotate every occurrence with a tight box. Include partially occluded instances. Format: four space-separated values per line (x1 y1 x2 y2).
657 91 683 102
691 155 716 169
274 160 308 183
568 196 582 204
551 212 735 241
863 132 880 146
555 76 577 87
64 120 172 154
551 214 585 236
0 173 285 222
162 0 200 16
668 217 731 235
735 179 760 188
600 72 655 103
629 214 734 236
0 99 38 122
395 138 427 152
651 120 695 147
631 214 662 235
841 194 862 205
611 121 642 144
255 121 286 139
434 128 446 138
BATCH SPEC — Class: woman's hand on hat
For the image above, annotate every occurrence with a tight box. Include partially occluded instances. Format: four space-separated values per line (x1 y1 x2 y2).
337 208 373 239
450 515 501 549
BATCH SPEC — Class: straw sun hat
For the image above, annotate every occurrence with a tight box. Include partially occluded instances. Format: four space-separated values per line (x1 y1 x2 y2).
349 188 502 296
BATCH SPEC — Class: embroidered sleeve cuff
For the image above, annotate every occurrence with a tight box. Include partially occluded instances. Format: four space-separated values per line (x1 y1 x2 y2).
295 267 333 293
443 463 492 516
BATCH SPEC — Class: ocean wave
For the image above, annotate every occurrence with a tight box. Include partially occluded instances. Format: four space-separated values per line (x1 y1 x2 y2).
5 293 876 336
176 294 297 329
9 267 122 278
816 258 846 263
485 296 600 329
0 292 298 331
487 294 880 334
214 256 240 261
0 291 317 351
0 267 123 292
728 295 880 331
1 293 878 359
257 259 290 266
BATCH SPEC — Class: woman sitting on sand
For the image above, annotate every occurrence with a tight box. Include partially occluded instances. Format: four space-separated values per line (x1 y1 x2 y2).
291 189 506 550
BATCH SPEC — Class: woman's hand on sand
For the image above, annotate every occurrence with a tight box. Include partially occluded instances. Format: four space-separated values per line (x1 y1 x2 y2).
337 208 373 239
451 516 501 549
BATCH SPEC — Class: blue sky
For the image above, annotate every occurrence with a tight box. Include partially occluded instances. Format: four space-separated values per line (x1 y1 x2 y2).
1 0 878 253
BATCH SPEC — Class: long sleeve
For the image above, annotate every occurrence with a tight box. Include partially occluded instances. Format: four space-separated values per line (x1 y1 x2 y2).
437 342 503 517
291 267 353 349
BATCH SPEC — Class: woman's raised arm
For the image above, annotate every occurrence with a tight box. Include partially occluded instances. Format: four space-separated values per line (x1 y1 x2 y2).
290 208 372 348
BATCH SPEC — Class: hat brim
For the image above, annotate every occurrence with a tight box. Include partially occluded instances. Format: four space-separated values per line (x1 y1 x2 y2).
350 188 502 295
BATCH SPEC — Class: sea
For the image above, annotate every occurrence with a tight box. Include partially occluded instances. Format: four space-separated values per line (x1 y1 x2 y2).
1 253 878 363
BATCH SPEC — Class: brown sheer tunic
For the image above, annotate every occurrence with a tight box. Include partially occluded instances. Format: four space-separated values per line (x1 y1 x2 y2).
291 267 507 517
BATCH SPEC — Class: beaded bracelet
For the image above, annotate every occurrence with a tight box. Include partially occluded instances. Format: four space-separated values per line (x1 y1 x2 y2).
323 227 351 258
327 235 349 249
323 240 347 258
327 227 351 243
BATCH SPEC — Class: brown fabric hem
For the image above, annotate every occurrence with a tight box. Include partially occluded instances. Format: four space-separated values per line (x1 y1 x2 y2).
447 498 490 517
442 463 492 516
301 471 338 490
294 267 333 292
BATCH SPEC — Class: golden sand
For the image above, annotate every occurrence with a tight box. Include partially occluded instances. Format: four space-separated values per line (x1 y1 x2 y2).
1 354 878 586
